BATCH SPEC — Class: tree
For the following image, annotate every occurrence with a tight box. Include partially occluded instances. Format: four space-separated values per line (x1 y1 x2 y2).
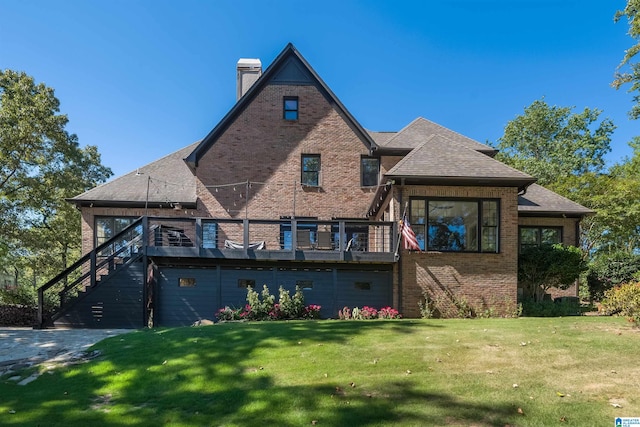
518 244 586 302
0 69 112 287
494 98 614 188
614 0 640 119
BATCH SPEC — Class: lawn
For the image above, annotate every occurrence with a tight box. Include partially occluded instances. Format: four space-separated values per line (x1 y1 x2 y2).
1 317 638 426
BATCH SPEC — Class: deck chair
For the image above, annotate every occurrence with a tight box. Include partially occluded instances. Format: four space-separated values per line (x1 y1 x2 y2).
296 229 312 250
316 231 333 250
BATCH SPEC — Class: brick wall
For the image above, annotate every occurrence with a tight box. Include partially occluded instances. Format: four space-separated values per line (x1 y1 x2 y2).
195 84 375 221
396 185 520 318
518 216 582 299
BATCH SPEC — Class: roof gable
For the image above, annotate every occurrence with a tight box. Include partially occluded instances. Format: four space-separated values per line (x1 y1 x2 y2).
185 43 377 168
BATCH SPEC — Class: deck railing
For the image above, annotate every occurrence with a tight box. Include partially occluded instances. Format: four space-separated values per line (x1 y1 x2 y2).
146 217 397 255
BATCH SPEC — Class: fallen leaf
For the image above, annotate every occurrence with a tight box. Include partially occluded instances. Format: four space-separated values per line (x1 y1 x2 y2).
517 407 524 415
520 342 527 346
611 403 622 408
556 392 565 397
406 370 412 374
513 384 519 388
311 420 318 425
350 382 356 388
560 416 567 422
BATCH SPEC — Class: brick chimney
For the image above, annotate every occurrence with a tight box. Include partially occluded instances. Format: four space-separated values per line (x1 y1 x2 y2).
236 58 262 100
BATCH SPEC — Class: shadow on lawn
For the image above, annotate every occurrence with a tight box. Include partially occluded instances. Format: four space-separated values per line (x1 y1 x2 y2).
2 321 516 426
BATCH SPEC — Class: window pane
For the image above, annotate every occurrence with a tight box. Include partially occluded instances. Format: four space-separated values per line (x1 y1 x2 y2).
302 155 320 186
482 227 498 253
284 110 298 120
541 228 561 244
428 200 478 251
202 222 217 248
361 157 379 186
284 99 298 110
520 228 539 245
482 201 498 226
410 200 426 250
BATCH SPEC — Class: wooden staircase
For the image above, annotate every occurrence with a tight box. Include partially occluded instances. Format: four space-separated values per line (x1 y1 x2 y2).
36 217 152 329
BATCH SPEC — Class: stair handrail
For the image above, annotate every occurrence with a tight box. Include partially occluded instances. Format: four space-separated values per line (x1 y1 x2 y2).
36 216 146 328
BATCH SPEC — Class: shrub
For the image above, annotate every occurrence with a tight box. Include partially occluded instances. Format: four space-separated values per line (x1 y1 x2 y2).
303 304 322 319
360 306 378 319
521 298 582 317
338 306 351 320
338 306 402 320
587 252 640 301
418 292 435 319
218 285 321 322
378 306 401 319
601 281 640 324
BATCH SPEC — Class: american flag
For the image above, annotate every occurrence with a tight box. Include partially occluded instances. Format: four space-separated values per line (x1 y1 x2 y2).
400 212 421 251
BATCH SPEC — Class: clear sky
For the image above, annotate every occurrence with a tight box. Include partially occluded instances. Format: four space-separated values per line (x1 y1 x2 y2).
1 0 637 179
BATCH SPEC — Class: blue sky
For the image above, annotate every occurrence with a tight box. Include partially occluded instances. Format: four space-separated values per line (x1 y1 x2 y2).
1 0 637 179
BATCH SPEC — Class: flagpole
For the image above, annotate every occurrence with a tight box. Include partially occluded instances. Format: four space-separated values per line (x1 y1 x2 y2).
394 202 409 258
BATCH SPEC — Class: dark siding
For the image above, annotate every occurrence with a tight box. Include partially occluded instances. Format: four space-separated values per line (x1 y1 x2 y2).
220 267 275 309
55 262 144 328
274 267 335 318
336 270 392 312
154 264 393 325
156 268 219 327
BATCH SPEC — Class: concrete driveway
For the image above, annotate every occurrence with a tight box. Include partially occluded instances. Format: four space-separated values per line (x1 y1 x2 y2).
0 327 132 363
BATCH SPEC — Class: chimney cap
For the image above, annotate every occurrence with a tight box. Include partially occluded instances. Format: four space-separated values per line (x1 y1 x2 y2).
237 58 262 69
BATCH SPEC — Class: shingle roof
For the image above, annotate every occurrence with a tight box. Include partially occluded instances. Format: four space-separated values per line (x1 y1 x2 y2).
518 183 593 216
367 130 396 146
385 134 535 187
69 142 199 207
377 117 497 155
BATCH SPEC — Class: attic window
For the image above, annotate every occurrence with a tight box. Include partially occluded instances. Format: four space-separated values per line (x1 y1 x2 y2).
284 97 298 120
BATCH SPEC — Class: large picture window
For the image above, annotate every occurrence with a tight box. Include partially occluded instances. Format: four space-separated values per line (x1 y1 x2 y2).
409 198 499 253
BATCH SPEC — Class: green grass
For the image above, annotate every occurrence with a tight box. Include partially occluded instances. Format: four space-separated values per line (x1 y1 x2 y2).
1 317 639 426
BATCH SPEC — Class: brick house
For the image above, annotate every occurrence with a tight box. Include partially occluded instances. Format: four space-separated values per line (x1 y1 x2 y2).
37 44 591 328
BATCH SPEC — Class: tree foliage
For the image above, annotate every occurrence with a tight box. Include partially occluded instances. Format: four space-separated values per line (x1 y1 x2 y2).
587 251 640 301
614 0 640 119
518 244 586 302
0 69 112 287
495 98 614 188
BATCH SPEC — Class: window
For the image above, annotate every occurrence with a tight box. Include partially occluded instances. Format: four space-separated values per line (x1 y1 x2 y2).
202 222 218 249
284 96 298 120
519 226 562 252
238 279 256 289
301 154 320 186
179 278 196 288
409 198 500 253
280 221 317 250
361 157 380 187
355 282 371 290
95 216 136 255
297 280 313 290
